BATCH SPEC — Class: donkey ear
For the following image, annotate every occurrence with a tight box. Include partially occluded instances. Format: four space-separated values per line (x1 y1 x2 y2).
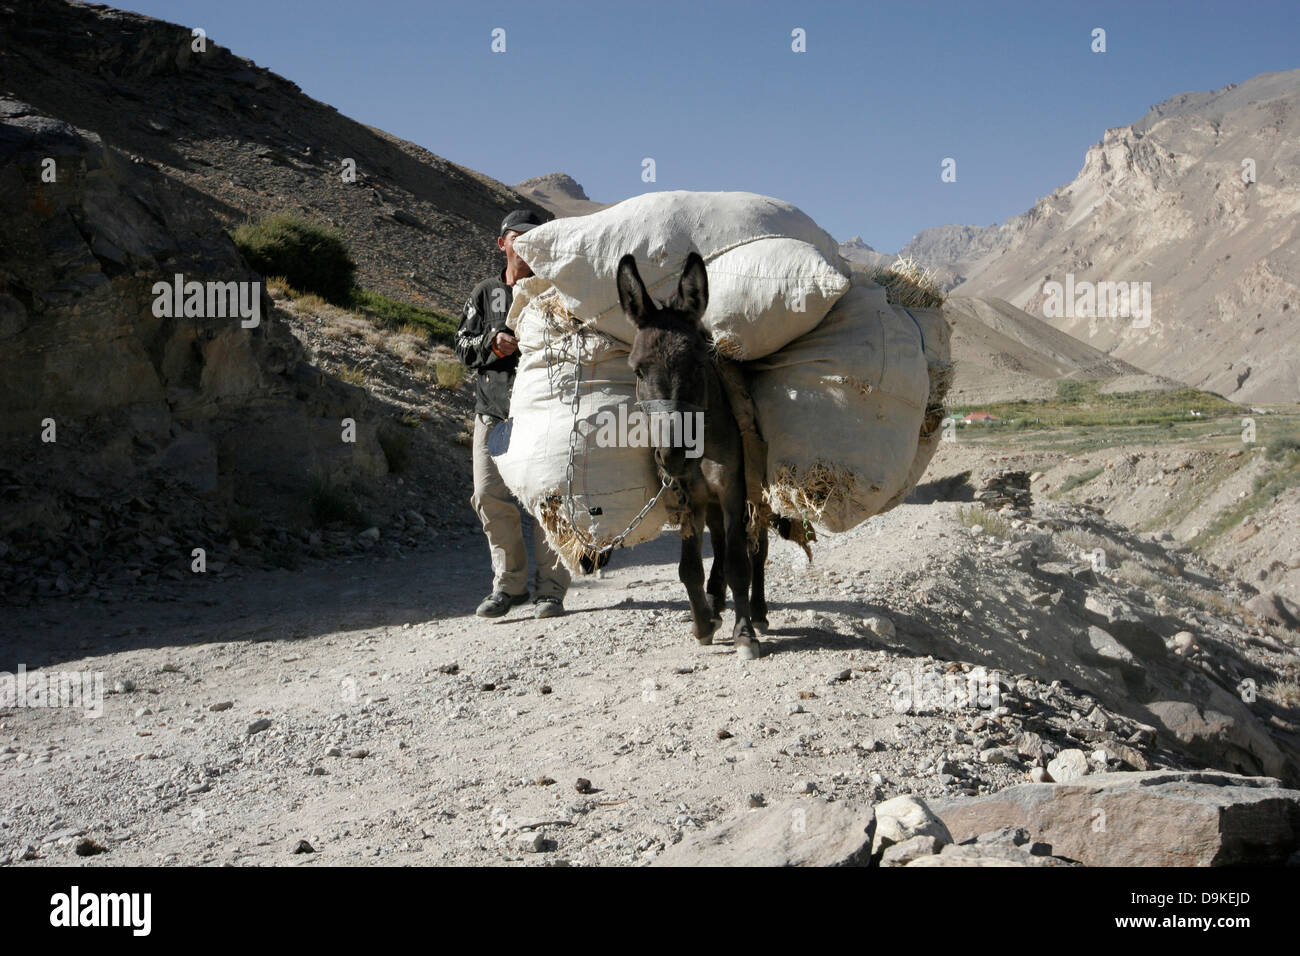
674 251 708 321
616 254 652 327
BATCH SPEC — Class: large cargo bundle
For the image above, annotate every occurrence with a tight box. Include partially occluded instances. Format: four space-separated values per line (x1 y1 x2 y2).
510 191 850 358
495 191 953 565
748 279 929 532
494 291 675 571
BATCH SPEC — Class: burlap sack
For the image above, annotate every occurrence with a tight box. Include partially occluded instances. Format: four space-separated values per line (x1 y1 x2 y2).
494 291 673 571
883 302 955 510
509 191 848 356
749 279 929 532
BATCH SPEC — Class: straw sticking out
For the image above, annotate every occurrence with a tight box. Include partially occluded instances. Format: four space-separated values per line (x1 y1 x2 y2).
869 257 946 309
538 292 586 333
710 331 744 360
921 360 955 438
536 497 611 575
764 460 857 522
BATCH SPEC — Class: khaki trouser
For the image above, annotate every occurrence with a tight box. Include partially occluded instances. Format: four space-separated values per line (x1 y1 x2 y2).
471 414 570 600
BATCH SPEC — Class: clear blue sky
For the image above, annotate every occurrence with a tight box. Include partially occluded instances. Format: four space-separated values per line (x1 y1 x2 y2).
122 0 1297 252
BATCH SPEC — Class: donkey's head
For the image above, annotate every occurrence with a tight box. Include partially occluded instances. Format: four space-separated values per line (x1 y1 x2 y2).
617 252 710 479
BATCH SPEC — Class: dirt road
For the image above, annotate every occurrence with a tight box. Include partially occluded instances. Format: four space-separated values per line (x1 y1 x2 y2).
2 496 1295 866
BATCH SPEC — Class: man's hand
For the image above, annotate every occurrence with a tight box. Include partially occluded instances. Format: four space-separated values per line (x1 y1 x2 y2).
491 330 519 357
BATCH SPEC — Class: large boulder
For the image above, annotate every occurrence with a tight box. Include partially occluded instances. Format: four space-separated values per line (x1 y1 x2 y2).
931 770 1300 866
1144 681 1288 781
653 799 875 867
1245 591 1300 630
870 794 953 859
907 839 1079 867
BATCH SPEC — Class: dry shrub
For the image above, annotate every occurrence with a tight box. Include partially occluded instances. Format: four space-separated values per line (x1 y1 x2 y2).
337 364 367 386
390 335 423 366
1264 677 1300 707
435 362 467 389
398 321 431 342
956 504 1014 538
265 275 297 298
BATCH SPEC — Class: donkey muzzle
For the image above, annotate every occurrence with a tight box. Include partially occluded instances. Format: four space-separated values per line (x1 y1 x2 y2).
637 400 705 462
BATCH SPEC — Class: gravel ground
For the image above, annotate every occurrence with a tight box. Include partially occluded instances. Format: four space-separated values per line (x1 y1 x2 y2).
10 492 1287 867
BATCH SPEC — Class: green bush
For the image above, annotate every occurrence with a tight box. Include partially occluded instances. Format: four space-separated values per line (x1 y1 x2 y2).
347 287 457 345
1267 436 1300 461
233 214 356 304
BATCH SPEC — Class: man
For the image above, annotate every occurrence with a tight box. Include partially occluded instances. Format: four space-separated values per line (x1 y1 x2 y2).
456 209 570 619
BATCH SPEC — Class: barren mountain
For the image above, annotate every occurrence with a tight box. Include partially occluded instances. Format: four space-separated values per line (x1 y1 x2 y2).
938 69 1300 403
943 297 1165 405
897 224 1006 291
514 172 608 218
1 0 548 313
838 235 895 271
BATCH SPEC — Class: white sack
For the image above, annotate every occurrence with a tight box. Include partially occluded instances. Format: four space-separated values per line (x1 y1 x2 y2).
509 190 849 355
704 238 849 359
495 292 672 571
885 303 955 510
749 279 929 533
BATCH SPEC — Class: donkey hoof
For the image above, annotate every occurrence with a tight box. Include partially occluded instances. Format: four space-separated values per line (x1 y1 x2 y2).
694 620 719 645
732 619 760 658
752 617 769 635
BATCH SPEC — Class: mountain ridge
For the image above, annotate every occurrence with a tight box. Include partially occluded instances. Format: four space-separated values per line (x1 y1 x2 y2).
892 68 1300 402
1 0 549 314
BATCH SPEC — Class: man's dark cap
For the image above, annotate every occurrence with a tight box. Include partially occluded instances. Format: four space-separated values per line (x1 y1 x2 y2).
500 208 545 237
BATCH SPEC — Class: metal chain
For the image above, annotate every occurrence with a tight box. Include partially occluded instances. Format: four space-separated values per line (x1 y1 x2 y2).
543 308 674 558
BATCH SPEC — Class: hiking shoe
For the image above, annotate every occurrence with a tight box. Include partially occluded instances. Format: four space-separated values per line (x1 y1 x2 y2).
533 596 565 619
476 590 529 618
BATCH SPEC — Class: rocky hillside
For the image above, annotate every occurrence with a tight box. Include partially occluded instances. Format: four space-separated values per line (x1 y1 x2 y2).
925 69 1300 403
2 0 547 313
0 97 478 605
943 296 1164 404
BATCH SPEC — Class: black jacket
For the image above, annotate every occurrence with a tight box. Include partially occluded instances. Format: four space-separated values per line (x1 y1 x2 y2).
455 271 518 419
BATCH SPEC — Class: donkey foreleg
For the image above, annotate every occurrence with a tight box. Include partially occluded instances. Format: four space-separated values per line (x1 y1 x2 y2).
705 502 727 625
679 513 717 645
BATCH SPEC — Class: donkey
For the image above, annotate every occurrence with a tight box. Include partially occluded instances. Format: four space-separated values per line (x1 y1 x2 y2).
616 252 768 659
